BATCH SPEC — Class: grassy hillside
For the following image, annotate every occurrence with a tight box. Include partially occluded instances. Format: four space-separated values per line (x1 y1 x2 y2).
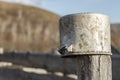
111 24 120 53
0 2 60 53
0 2 120 54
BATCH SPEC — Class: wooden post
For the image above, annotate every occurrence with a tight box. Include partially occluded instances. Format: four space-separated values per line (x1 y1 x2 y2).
59 13 112 80
77 55 111 80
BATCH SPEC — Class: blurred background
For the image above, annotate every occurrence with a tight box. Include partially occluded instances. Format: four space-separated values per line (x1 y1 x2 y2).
0 0 119 80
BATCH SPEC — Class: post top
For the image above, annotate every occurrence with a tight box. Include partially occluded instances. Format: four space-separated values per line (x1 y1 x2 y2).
61 12 109 18
59 13 111 57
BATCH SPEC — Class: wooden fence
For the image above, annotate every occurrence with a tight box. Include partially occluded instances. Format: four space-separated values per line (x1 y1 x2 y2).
0 52 120 80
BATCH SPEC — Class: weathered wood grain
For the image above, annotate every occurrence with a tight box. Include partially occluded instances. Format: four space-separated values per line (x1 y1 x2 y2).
0 52 76 74
77 55 112 80
0 53 120 80
59 13 112 80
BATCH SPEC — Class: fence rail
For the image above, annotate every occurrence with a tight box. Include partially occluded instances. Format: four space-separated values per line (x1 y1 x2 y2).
0 52 120 80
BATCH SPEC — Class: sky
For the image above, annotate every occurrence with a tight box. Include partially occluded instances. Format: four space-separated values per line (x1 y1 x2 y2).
0 0 120 23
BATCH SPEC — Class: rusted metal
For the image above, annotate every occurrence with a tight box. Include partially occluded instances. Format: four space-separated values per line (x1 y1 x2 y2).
59 13 111 57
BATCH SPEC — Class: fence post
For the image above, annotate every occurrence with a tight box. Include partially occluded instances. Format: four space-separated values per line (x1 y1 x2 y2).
58 13 112 80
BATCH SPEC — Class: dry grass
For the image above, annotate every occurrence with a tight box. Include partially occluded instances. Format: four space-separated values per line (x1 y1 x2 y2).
0 2 60 53
111 24 120 53
0 2 120 54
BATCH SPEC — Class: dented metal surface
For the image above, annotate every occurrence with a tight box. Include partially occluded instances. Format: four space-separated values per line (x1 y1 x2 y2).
59 13 111 56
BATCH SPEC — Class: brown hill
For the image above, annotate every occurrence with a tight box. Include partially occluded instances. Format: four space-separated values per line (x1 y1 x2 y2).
0 2 60 53
111 24 120 53
0 2 120 54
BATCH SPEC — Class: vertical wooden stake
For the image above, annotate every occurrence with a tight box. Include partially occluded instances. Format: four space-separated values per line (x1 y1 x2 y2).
77 55 112 80
59 13 112 80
